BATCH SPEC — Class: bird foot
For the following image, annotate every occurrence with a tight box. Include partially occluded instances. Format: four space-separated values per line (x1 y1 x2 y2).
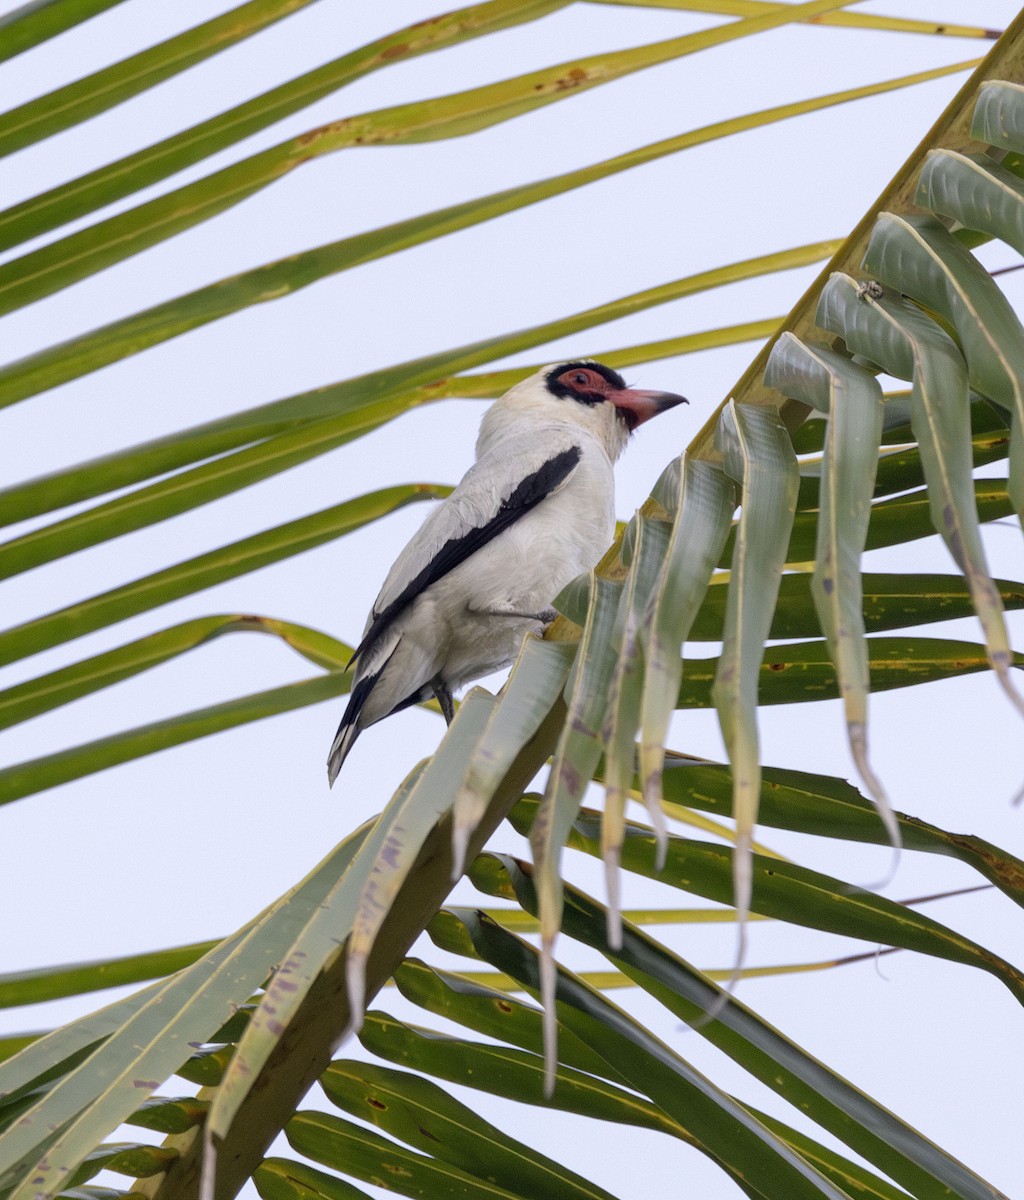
472 604 559 626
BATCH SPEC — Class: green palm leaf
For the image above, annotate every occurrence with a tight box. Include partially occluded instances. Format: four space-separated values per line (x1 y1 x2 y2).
4 7 1024 1200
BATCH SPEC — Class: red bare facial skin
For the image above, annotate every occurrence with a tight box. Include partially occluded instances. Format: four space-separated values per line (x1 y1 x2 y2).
610 386 688 431
554 366 618 396
550 364 687 431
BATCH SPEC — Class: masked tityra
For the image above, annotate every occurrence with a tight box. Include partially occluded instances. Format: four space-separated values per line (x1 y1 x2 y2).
326 360 686 784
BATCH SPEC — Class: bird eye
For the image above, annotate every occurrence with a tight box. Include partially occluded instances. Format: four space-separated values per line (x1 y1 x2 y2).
573 372 588 385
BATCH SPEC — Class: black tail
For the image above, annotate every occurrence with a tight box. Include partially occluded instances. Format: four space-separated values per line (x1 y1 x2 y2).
326 671 379 787
327 637 412 786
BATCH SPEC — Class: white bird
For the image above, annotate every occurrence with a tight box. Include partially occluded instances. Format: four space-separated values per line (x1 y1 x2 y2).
327 360 686 785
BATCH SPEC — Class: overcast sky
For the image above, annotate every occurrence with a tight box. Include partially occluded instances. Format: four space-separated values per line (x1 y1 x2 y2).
3 3 1024 1197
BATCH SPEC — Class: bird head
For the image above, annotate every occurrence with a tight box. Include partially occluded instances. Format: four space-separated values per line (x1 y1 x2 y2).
479 360 687 460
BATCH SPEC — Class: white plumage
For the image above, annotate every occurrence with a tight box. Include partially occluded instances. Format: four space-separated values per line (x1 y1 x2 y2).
327 360 686 784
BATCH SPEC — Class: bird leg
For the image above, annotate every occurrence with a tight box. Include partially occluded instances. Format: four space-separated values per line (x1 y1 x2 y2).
431 676 456 724
469 604 559 626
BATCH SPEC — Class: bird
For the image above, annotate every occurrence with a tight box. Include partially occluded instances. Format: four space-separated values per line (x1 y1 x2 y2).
327 359 687 785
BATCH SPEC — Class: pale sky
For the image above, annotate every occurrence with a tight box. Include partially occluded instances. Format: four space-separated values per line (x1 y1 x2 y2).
2 3 1024 1197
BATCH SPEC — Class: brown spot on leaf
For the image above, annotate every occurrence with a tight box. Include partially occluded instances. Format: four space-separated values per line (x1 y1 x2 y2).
296 119 350 149
554 67 589 91
134 1079 160 1089
368 1097 387 1110
944 828 1024 890
381 42 410 59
